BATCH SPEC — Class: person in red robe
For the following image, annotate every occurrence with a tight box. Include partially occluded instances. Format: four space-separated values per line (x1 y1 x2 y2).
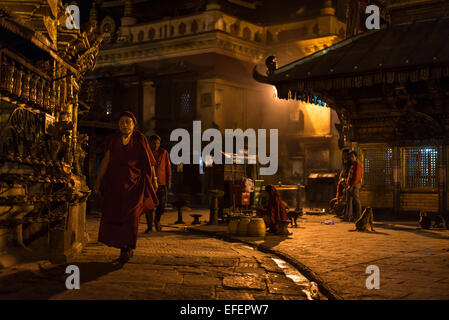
94 111 159 264
260 185 288 234
344 150 363 222
144 134 171 232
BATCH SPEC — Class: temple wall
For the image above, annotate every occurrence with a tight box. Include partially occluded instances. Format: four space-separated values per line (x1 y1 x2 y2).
401 193 439 213
360 189 394 208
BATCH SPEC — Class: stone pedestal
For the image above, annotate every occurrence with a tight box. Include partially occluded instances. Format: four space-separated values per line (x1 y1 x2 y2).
49 199 88 264
190 214 202 225
173 196 190 224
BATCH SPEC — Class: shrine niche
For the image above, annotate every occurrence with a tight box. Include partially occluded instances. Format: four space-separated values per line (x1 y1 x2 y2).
254 1 449 217
0 0 102 266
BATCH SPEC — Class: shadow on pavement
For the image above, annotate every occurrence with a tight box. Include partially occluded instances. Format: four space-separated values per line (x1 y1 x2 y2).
261 234 292 249
0 262 123 300
374 223 449 240
140 229 212 240
347 229 390 235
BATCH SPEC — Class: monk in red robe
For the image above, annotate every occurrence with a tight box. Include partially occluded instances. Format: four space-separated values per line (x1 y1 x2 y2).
260 185 288 234
94 111 159 263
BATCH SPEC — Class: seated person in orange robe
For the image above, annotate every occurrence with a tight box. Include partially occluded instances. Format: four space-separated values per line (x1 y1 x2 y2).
258 185 288 233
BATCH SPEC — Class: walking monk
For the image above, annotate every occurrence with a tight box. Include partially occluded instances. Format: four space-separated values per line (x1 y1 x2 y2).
94 111 159 264
145 134 171 232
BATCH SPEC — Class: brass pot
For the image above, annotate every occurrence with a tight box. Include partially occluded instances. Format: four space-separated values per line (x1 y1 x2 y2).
247 218 266 237
227 216 240 234
237 217 251 236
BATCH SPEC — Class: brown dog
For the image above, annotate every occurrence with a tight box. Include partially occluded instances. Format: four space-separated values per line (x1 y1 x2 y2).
355 207 375 232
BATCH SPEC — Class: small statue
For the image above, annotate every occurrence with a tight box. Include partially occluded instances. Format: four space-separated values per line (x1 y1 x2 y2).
265 55 278 76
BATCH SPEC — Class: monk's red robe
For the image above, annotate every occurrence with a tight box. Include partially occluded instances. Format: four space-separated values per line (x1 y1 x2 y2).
266 186 287 232
99 130 159 249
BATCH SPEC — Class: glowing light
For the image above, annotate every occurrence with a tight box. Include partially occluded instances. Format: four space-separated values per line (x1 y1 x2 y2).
273 86 278 99
199 156 204 174
204 154 213 167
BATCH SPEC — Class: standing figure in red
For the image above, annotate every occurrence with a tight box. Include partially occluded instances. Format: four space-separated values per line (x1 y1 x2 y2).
345 150 363 222
145 134 171 232
94 111 159 264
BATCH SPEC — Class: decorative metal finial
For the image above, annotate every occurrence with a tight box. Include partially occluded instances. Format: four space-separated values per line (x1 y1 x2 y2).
320 0 335 16
265 56 278 75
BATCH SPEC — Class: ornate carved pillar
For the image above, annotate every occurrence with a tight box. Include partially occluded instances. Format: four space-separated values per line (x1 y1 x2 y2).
392 145 401 215
336 111 352 149
438 144 447 214
87 127 97 214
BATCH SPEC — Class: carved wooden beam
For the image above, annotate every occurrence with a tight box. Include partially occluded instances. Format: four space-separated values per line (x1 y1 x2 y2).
381 83 401 111
337 88 358 115
427 79 444 113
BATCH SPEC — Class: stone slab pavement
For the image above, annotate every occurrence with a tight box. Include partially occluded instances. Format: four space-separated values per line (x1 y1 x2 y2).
0 212 315 300
169 209 449 300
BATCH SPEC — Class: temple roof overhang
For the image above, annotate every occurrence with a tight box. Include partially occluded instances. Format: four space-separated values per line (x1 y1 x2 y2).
0 3 104 81
0 9 81 76
254 16 449 103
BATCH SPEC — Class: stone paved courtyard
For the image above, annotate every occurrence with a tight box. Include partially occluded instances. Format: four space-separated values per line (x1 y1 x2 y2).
1 209 448 301
186 210 449 300
0 213 314 300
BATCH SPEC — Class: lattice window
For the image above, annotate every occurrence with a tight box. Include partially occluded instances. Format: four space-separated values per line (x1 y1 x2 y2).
403 148 438 189
362 148 393 186
180 91 191 113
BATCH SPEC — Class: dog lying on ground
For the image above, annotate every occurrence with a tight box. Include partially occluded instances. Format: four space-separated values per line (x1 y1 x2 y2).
418 211 446 229
355 207 375 232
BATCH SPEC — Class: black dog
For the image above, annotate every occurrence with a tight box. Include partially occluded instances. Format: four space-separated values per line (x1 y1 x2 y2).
282 201 303 227
418 211 446 229
355 207 375 232
287 210 302 227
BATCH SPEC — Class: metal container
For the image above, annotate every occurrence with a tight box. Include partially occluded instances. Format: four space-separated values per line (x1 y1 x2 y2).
247 217 266 237
227 216 240 234
237 217 251 236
